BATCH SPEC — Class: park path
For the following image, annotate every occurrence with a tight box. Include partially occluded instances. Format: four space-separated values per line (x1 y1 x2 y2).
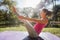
0 31 60 40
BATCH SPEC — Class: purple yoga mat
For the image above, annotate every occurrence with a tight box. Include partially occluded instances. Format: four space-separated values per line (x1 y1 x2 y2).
0 31 60 40
0 31 28 40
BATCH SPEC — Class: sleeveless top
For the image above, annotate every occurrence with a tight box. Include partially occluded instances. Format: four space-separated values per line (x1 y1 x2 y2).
34 22 47 35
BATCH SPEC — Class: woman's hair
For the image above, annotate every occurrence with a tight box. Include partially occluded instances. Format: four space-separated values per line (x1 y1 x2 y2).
42 9 52 16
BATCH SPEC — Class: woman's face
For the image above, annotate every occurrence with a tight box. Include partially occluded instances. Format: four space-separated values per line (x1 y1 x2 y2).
40 11 46 18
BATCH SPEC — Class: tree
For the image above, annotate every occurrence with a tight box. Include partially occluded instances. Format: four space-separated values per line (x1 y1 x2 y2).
50 5 60 28
37 0 53 9
0 0 20 27
36 0 60 9
53 5 60 21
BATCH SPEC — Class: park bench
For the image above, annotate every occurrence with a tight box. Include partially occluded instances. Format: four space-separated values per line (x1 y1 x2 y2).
50 21 60 27
0 31 60 40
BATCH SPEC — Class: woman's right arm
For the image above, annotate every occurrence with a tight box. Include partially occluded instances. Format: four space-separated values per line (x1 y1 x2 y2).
18 16 48 24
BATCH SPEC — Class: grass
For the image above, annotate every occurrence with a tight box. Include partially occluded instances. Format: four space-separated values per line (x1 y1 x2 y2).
0 25 60 37
0 25 27 32
42 28 60 37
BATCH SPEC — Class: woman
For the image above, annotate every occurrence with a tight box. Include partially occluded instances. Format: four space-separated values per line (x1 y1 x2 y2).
18 9 51 34
13 7 52 39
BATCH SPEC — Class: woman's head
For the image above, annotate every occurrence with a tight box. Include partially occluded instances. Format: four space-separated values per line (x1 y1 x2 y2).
40 9 52 18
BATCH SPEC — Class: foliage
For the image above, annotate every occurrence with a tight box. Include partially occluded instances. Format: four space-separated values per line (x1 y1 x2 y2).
0 0 20 27
50 5 60 28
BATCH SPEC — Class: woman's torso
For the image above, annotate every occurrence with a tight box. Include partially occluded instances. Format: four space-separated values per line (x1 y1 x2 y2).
34 18 48 34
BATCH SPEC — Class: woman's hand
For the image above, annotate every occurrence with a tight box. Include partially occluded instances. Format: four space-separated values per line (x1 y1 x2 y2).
18 16 24 19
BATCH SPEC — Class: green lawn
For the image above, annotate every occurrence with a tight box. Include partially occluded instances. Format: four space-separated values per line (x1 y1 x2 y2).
0 25 60 37
42 28 60 37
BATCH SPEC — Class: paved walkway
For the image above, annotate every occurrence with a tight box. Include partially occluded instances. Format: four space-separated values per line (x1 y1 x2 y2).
0 31 60 40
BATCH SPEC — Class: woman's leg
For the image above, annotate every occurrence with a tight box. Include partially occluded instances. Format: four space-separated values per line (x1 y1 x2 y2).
23 20 38 38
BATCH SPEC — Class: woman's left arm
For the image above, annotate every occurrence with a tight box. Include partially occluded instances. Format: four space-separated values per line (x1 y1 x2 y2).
18 16 48 24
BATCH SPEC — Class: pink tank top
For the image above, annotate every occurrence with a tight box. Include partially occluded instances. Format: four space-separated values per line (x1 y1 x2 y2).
34 23 46 35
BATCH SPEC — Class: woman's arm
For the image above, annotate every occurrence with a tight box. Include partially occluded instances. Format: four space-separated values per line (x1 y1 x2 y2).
18 16 48 24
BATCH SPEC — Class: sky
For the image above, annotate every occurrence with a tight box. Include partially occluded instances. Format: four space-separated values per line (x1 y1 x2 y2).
16 0 41 8
0 0 60 10
15 0 60 9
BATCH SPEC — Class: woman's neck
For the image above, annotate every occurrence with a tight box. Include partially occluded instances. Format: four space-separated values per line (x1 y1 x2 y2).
41 16 46 19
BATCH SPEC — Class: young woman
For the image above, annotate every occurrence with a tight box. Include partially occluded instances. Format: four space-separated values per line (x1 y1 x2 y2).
12 7 52 39
18 9 51 34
